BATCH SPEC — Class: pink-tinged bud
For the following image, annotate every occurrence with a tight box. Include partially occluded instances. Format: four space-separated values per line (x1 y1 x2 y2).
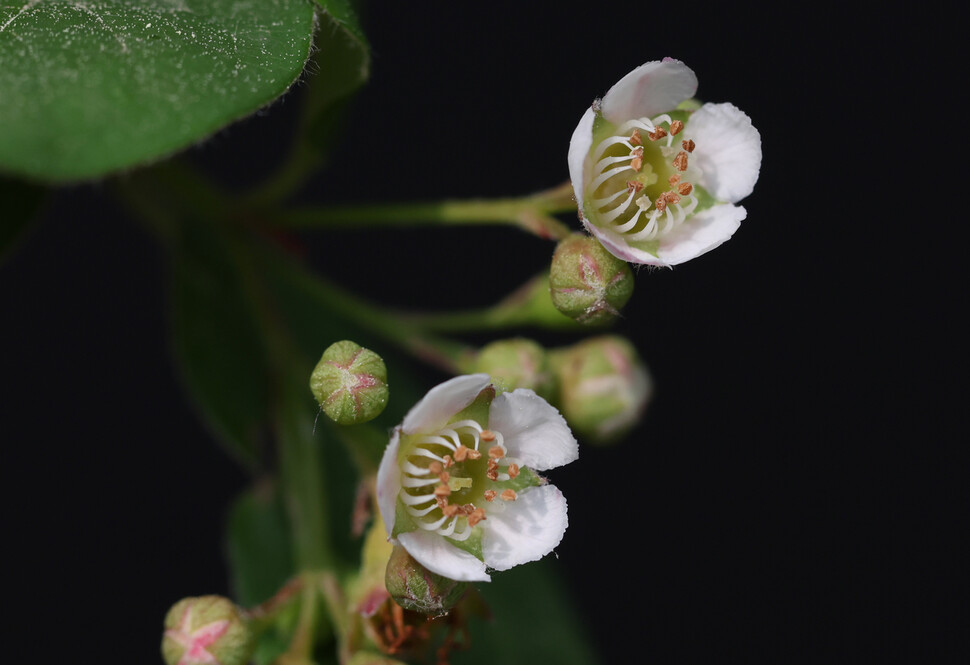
549 234 633 326
552 335 652 445
161 596 253 665
310 340 389 425
472 338 555 400
385 545 468 616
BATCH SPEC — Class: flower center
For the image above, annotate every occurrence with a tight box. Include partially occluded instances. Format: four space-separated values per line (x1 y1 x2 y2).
586 113 699 242
399 419 521 541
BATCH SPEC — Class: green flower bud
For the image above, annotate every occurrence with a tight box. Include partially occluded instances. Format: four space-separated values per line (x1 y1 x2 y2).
549 233 634 325
472 338 555 400
552 335 651 445
162 596 253 665
310 340 389 425
385 545 468 617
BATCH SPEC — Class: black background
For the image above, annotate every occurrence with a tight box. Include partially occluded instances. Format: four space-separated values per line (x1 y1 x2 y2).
1 2 957 663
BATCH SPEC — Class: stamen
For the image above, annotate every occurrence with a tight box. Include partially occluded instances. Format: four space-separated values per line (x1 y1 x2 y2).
627 180 644 194
484 490 497 502
488 446 505 459
672 151 689 171
678 182 693 196
480 430 496 442
629 128 642 145
670 120 684 135
400 492 436 506
434 484 451 497
453 445 469 462
500 489 517 502
402 476 440 488
508 463 520 478
443 455 454 468
648 127 667 141
466 449 482 460
467 508 487 527
428 461 443 474
682 139 695 153
439 471 450 483
442 503 459 517
668 174 681 186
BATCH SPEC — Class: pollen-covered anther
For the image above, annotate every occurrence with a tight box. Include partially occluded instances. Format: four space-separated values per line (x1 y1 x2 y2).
480 430 496 442
656 196 668 213
467 508 487 527
486 467 499 481
453 445 469 462
507 463 520 478
500 489 518 501
668 174 681 186
670 120 684 135
682 138 695 153
428 461 443 475
678 182 693 196
442 503 459 517
439 471 450 484
672 151 689 171
484 489 497 502
442 455 454 468
648 127 667 141
488 446 505 460
434 484 451 497
630 156 642 171
629 128 642 145
626 180 644 194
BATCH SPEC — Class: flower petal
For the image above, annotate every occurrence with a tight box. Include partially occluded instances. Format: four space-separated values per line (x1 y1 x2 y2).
376 428 402 539
581 217 669 267
658 203 746 265
568 107 595 208
488 389 578 471
482 485 568 572
398 530 491 582
687 103 762 203
402 373 492 434
601 59 698 123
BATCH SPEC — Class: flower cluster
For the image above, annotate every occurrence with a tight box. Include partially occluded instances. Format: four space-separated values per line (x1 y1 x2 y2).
569 58 762 266
377 374 578 582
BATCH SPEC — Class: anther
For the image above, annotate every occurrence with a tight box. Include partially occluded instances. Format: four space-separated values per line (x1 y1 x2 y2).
678 182 693 196
668 174 681 186
466 449 482 460
629 129 642 146
626 180 644 194
648 127 667 141
500 489 518 501
428 461 443 475
672 151 689 171
442 504 459 517
488 446 505 460
630 156 642 171
439 471 450 483
467 508 487 527
453 445 469 462
508 463 520 478
666 192 682 205
443 455 454 468
484 490 497 502
656 197 668 213
480 430 496 442
434 484 451 497
487 467 499 481
670 120 684 135
682 139 695 153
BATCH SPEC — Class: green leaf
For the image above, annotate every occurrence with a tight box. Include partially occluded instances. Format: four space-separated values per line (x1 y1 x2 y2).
226 483 295 608
170 219 269 471
0 0 315 181
454 560 599 665
0 176 46 262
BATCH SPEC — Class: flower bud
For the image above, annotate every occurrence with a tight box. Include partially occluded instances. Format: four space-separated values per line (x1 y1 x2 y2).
162 596 253 665
472 338 555 400
549 233 634 325
552 335 651 445
310 340 389 425
385 545 468 616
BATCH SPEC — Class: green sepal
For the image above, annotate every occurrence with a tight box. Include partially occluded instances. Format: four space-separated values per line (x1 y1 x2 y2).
391 495 420 538
448 386 495 430
446 526 484 561
492 467 544 495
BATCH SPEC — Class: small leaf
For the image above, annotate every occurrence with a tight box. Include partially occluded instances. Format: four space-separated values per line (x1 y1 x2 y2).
170 219 269 470
0 0 315 181
226 482 295 608
0 176 46 262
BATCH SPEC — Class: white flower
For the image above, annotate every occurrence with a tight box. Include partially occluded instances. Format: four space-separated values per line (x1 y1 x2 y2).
568 58 762 266
376 374 578 582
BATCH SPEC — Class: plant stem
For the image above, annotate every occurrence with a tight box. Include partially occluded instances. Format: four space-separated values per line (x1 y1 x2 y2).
268 182 577 240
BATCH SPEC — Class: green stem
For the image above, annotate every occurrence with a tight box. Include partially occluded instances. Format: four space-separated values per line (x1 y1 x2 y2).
268 182 577 240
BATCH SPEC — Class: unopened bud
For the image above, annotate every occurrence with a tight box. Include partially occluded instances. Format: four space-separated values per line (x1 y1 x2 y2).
472 338 555 400
552 336 652 445
162 596 253 665
385 545 468 616
310 341 389 424
549 234 633 325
